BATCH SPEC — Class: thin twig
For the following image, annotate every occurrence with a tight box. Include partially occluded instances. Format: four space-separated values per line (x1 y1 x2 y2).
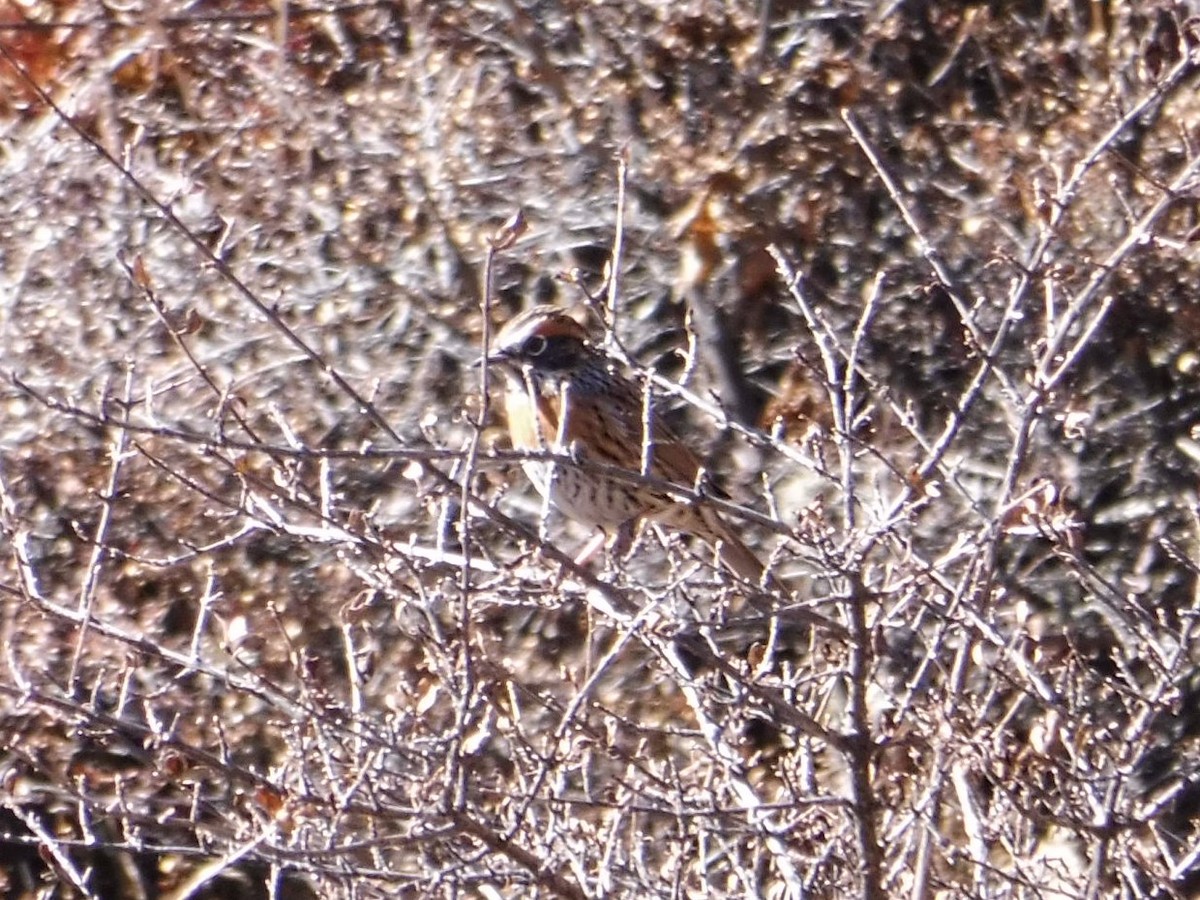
68 363 135 695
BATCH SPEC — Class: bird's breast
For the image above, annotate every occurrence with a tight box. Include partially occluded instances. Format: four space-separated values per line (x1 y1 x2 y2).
502 381 562 452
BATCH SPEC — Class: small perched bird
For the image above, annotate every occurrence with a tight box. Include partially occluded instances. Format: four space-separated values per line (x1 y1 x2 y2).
487 305 771 583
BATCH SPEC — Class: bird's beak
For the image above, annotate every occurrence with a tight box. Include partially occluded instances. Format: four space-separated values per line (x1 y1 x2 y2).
479 347 514 368
476 350 518 384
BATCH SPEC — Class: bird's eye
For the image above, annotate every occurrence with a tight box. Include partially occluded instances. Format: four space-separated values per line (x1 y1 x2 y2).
523 335 548 357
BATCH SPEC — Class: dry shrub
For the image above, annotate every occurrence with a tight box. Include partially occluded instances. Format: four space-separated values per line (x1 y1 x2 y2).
2 1 1200 897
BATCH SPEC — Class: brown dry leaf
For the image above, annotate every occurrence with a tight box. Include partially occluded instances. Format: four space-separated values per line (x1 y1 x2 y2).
761 362 833 441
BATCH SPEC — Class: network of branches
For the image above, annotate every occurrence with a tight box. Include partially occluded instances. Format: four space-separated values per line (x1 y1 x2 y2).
2 1 1200 898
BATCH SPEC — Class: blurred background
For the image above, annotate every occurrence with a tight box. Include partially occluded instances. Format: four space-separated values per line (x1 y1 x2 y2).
2 1 1200 897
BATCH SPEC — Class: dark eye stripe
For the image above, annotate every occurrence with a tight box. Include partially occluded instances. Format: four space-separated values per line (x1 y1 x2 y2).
513 333 581 371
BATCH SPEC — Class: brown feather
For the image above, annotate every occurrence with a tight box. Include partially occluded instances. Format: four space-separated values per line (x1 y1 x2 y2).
492 305 772 585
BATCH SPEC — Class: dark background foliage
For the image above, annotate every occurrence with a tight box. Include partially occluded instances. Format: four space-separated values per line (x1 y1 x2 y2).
2 1 1200 897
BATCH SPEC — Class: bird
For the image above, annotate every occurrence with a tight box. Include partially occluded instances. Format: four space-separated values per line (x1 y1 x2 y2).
486 304 772 584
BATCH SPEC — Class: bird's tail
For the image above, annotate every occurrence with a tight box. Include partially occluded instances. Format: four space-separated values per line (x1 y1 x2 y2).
714 528 771 585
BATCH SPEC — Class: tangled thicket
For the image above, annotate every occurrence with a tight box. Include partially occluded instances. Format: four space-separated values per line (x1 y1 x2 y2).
3 1 1200 897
